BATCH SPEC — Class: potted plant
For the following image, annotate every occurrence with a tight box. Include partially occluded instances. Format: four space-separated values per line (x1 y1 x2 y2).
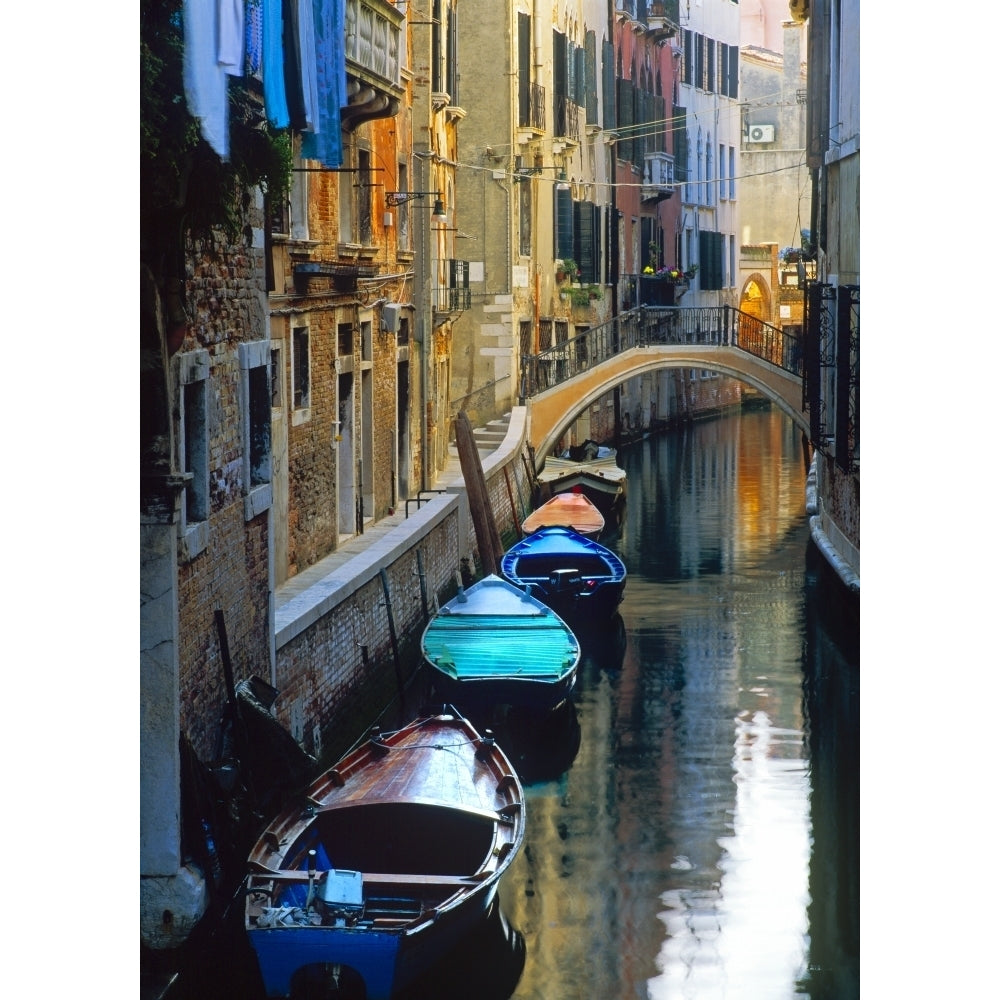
557 259 580 283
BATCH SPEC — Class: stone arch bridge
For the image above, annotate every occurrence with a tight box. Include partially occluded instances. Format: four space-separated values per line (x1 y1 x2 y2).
521 305 807 461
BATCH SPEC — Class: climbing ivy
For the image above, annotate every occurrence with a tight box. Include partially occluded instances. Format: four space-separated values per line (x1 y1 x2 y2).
141 0 292 260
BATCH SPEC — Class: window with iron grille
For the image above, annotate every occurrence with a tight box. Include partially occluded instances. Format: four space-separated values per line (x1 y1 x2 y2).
293 326 310 410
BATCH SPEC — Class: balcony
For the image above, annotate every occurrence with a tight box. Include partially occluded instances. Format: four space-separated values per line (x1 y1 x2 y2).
342 0 405 130
645 2 680 40
433 260 471 315
641 152 675 203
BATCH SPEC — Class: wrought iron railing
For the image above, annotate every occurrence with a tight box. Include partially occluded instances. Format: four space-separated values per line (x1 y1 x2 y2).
520 305 803 398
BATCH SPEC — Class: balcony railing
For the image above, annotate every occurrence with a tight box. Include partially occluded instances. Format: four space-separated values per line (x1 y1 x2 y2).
641 152 675 201
520 305 803 398
433 260 471 313
519 82 546 131
346 0 403 88
555 97 581 143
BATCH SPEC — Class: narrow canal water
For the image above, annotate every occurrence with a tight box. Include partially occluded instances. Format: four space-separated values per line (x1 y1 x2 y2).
491 404 860 1000
169 403 859 999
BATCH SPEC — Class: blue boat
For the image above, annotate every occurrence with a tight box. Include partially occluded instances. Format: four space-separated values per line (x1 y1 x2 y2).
500 525 627 628
244 707 525 999
421 574 581 713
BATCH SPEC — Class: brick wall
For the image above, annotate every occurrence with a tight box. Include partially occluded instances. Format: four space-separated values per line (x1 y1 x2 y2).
176 234 272 764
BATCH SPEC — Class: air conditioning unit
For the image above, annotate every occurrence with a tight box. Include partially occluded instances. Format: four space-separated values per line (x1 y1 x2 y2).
381 303 402 334
748 124 775 143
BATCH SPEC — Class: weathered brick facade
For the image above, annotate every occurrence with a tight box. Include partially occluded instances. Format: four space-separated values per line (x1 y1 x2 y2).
175 235 273 764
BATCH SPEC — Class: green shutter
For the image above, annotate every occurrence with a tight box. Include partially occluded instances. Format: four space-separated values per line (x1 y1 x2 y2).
555 188 574 260
618 79 634 163
602 40 616 130
518 13 531 127
586 31 597 125
574 201 597 283
672 105 688 181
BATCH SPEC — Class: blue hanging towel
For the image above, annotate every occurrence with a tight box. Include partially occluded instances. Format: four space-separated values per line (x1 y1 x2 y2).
262 0 290 126
299 0 345 168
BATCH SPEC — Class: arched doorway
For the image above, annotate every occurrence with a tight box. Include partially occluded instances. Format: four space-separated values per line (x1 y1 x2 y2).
739 273 772 324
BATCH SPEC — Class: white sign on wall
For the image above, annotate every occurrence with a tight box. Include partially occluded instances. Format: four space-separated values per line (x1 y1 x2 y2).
779 305 791 319
512 265 529 288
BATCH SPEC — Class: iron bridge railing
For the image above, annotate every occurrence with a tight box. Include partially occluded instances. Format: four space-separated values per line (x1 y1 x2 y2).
519 305 803 398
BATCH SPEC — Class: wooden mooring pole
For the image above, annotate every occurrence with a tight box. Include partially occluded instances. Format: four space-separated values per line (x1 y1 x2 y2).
454 410 504 577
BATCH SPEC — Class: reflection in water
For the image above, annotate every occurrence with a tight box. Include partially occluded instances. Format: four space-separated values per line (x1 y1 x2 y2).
395 898 526 1000
497 408 858 1000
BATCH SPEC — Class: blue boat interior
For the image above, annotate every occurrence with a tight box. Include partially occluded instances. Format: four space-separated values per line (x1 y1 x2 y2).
273 803 497 920
423 616 578 678
506 554 619 582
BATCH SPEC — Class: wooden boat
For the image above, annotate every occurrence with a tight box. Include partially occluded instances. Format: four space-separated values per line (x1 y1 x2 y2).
244 706 525 1000
500 525 627 628
535 444 627 519
421 574 580 713
520 489 605 539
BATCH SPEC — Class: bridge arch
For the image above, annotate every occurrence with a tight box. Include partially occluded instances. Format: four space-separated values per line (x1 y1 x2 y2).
528 345 807 461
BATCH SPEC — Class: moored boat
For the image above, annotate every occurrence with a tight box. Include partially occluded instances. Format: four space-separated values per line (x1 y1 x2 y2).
244 707 525 999
421 574 581 713
500 525 627 628
535 443 627 519
520 489 605 539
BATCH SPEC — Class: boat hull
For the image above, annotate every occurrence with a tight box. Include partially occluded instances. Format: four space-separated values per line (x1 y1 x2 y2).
248 878 500 998
244 709 525 999
420 575 581 714
535 451 627 520
520 491 605 540
501 526 627 629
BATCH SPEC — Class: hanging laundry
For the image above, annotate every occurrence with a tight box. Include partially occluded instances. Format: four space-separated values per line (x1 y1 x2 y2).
261 0 289 126
218 0 245 76
296 0 320 136
300 0 345 168
183 0 230 159
245 0 263 82
281 0 306 130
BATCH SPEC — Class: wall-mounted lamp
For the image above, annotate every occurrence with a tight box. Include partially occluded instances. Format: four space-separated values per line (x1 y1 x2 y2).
385 191 447 220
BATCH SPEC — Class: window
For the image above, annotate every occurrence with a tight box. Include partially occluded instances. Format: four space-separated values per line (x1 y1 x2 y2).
270 348 281 407
519 176 532 257
707 39 716 93
178 349 210 558
397 162 409 247
240 340 272 520
729 146 735 200
292 325 310 414
706 136 714 206
358 149 372 245
719 143 726 199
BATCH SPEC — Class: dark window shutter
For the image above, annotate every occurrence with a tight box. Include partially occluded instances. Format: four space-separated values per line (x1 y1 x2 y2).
575 45 586 107
699 230 724 289
585 31 597 124
553 31 567 101
651 94 665 154
728 46 739 99
618 79 634 163
682 30 692 86
672 105 688 181
607 207 619 285
602 40 616 130
448 7 458 103
518 13 531 126
574 201 598 283
707 38 715 93
695 34 704 90
555 187 574 260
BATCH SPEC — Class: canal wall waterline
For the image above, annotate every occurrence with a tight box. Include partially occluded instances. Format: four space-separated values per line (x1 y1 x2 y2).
270 407 534 761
